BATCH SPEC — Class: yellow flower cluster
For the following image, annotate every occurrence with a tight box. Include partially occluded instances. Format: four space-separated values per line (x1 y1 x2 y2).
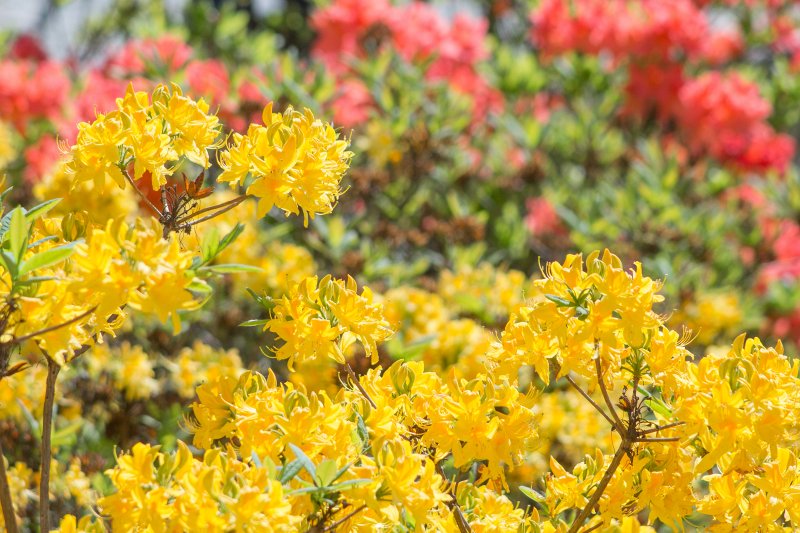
12 216 207 365
671 290 743 346
99 441 301 532
184 363 537 529
542 444 695 529
195 193 317 297
87 342 158 401
170 340 244 399
65 84 221 191
265 275 393 368
437 262 537 322
218 103 352 224
1 459 95 532
382 287 493 378
354 361 540 485
187 371 448 529
677 334 800 529
486 249 666 385
34 162 138 224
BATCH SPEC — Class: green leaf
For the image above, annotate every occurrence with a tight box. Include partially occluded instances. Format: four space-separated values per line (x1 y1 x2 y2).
355 412 369 448
288 443 316 479
198 263 263 274
0 250 18 279
24 198 61 222
7 207 28 264
315 459 339 487
18 242 77 277
217 223 245 256
545 294 572 307
279 459 304 484
329 479 373 491
239 319 269 328
519 485 545 503
186 279 213 294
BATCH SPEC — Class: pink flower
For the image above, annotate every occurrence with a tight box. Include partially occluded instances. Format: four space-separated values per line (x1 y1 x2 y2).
23 135 61 183
185 59 230 104
329 80 373 128
525 197 567 237
0 60 70 133
9 34 48 62
104 35 193 77
677 72 794 173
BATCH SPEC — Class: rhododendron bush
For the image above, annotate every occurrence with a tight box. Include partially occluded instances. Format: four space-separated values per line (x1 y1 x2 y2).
1 0 800 531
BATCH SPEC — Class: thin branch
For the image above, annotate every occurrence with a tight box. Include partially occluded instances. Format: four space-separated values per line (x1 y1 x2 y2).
177 194 251 226
638 421 685 435
38 356 60 532
565 375 616 429
12 306 97 345
322 504 367 532
344 362 376 409
123 170 162 217
635 436 680 443
580 522 603 533
594 356 625 433
567 439 630 533
435 462 472 533
0 439 18 533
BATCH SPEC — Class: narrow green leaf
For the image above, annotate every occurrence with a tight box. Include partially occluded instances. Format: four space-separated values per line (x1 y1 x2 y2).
519 485 545 503
18 242 77 277
217 223 245 255
7 207 28 264
1 250 18 279
24 198 61 222
288 443 316 479
545 294 572 307
239 319 269 328
330 479 373 491
279 459 304 484
198 263 263 274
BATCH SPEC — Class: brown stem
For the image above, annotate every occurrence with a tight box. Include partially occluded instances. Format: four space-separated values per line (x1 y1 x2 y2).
0 439 18 533
636 436 680 443
177 194 251 226
39 357 60 532
344 363 376 409
435 462 472 533
565 375 616 428
12 306 97 345
594 356 625 433
123 169 162 217
567 439 630 533
322 504 367 532
638 421 685 435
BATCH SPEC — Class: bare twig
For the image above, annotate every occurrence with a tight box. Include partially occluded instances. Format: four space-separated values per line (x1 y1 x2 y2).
38 356 60 532
435 462 472 533
638 421 685 435
123 169 162 217
567 438 630 533
12 306 97 345
594 356 625 433
565 375 616 428
344 362 376 409
322 504 367 532
0 440 18 533
636 436 680 443
176 194 251 226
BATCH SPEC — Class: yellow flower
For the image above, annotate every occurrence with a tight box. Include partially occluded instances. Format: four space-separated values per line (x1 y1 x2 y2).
65 83 221 193
218 103 352 225
265 275 393 369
